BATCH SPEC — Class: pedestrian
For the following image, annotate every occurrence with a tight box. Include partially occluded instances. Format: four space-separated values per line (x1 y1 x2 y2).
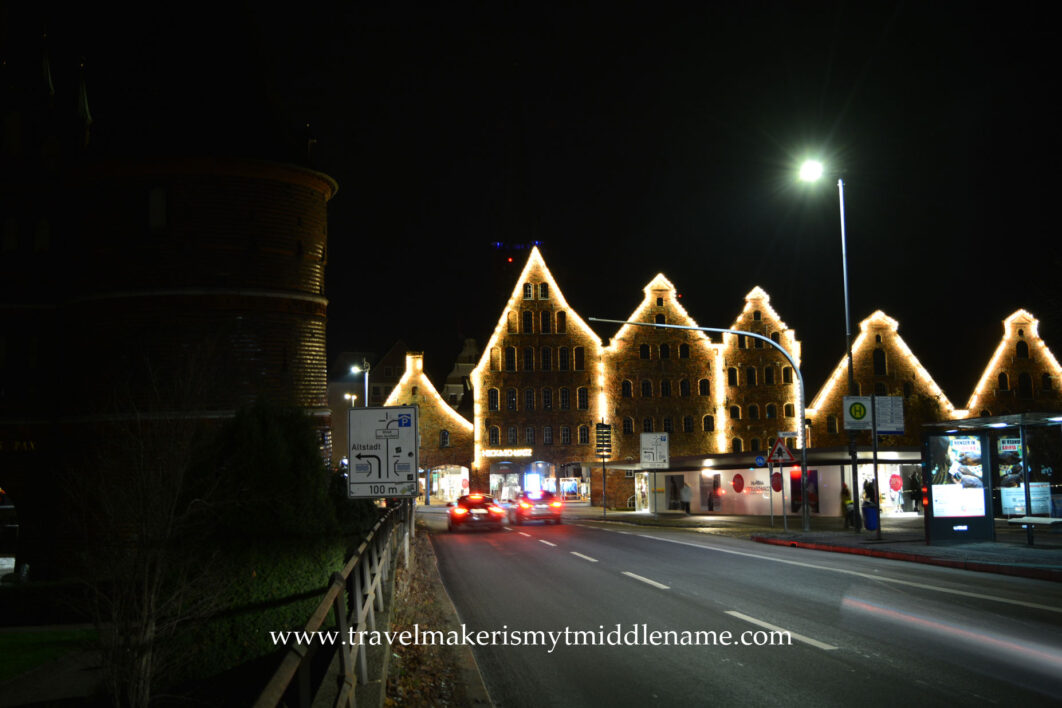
680 482 693 515
841 483 853 528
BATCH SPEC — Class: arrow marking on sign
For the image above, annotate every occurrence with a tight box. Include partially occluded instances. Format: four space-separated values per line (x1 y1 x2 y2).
355 453 381 477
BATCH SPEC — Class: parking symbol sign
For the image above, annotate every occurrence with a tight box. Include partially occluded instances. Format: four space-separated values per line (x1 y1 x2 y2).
398 414 412 427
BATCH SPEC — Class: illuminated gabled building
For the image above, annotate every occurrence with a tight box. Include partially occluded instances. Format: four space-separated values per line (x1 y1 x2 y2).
385 353 474 501
964 310 1062 417
720 287 803 454
807 311 956 447
470 247 604 498
603 274 721 461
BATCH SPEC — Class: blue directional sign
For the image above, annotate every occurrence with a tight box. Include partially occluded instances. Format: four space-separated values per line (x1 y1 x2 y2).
755 455 766 467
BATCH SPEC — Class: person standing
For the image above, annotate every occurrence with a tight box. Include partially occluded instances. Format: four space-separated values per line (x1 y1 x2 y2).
841 483 854 528
680 482 693 515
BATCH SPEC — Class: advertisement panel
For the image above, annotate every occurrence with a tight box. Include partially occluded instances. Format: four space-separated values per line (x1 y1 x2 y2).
927 435 985 518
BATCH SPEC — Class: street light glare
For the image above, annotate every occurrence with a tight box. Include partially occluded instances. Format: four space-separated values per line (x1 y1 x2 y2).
350 365 362 374
799 160 824 182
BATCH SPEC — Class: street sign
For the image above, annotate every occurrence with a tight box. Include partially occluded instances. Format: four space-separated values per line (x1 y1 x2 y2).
768 438 796 464
843 395 904 434
347 406 419 498
640 433 669 468
595 423 612 456
755 455 766 467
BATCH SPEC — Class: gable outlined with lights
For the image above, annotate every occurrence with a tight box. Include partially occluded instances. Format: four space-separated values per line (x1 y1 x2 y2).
965 310 1062 416
385 353 473 470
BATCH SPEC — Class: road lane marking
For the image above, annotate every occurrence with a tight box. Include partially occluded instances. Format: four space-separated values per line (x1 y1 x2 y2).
518 532 532 538
570 552 598 562
588 528 1062 614
540 540 557 547
622 571 670 590
726 610 838 651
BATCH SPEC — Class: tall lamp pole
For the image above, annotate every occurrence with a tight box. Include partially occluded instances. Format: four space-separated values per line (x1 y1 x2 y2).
800 161 862 531
350 359 371 407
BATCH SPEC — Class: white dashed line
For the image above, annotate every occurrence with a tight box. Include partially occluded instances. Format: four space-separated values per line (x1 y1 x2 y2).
622 571 670 590
519 532 532 538
726 610 837 651
540 540 557 547
570 552 598 562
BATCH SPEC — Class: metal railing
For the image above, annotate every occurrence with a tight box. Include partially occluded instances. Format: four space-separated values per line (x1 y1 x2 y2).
254 499 412 708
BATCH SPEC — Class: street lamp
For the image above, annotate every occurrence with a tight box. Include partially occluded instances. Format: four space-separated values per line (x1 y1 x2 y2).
799 159 862 532
344 392 357 409
350 359 371 407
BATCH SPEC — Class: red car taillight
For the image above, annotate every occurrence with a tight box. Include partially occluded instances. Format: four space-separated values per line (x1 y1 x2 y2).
550 501 562 508
451 507 469 517
519 501 532 509
488 505 505 515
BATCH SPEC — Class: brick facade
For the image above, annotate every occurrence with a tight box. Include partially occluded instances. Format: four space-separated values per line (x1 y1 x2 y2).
965 310 1062 417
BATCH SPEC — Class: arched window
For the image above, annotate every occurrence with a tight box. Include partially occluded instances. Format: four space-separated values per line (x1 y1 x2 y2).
1018 372 1033 397
522 310 534 333
784 403 795 418
698 378 710 395
507 312 517 333
488 388 499 411
660 380 672 397
764 367 775 385
660 343 670 359
702 415 715 432
746 367 757 386
622 380 633 398
507 388 517 410
731 438 743 453
490 347 500 371
748 404 760 420
730 405 741 420
577 387 589 410
643 418 653 432
641 380 653 397
998 372 1010 391
771 331 780 343
440 430 451 448
559 347 570 370
578 426 590 444
504 347 516 371
782 367 793 384
557 311 567 333
543 388 553 410
728 368 738 386
766 403 777 419
1016 340 1029 358
873 349 887 376
623 418 634 434
524 388 535 410
560 388 571 410
539 283 549 299
680 379 691 397
679 343 690 359
523 283 533 299
574 347 585 370
827 415 838 434
541 347 552 371
640 344 651 359
541 310 552 334
507 426 518 444
663 417 674 433
683 416 694 432
489 426 500 445
524 346 534 371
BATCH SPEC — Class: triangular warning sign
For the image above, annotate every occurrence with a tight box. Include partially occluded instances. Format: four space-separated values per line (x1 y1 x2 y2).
768 438 796 464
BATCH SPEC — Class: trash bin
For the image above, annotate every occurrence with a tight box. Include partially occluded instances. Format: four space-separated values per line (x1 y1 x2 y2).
862 503 879 531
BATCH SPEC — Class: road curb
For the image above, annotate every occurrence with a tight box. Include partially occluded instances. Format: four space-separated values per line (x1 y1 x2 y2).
751 536 1062 583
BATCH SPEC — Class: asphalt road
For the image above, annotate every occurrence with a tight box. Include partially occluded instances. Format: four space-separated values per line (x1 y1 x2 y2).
425 512 1062 708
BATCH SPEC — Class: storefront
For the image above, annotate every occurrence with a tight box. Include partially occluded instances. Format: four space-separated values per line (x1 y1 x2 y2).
424 464 470 503
487 459 558 500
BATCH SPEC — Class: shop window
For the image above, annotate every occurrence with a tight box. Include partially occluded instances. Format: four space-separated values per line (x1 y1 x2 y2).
679 343 690 358
541 347 552 371
728 368 738 386
660 380 671 397
543 388 553 410
680 379 690 397
660 343 670 359
698 378 710 395
643 418 653 433
746 367 757 386
827 416 838 434
507 388 517 410
539 283 549 299
623 418 634 434
640 344 651 359
574 347 585 370
730 405 741 420
682 416 693 433
1018 372 1033 397
541 310 551 334
559 347 570 370
524 346 534 371
523 310 534 333
998 372 1009 391
622 380 633 398
702 415 714 432
748 404 760 420
641 380 653 397
504 347 516 372
731 438 743 453
524 388 535 410
526 427 535 444
873 349 887 376
1016 340 1029 358
523 283 533 299
578 426 590 444
557 311 567 333
544 426 554 444
561 426 572 444
508 426 518 444
663 417 674 433
560 388 571 410
577 387 589 410
489 427 500 445
440 430 450 448
764 367 775 385
782 367 793 384
784 403 795 417
766 403 777 419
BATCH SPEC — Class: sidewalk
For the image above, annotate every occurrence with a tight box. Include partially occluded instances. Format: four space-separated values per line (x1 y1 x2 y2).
418 499 1062 582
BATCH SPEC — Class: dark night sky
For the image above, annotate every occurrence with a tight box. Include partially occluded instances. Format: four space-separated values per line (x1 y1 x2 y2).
14 1 1061 404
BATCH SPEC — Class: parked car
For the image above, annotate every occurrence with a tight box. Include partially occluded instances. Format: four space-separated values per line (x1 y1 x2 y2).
447 494 506 532
508 490 563 525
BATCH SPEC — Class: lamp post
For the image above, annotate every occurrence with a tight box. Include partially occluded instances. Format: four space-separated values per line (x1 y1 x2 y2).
344 392 357 409
350 359 371 407
800 160 862 532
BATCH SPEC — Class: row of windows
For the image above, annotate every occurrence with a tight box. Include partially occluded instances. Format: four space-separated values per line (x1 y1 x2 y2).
728 403 796 420
997 371 1052 395
523 282 550 300
734 329 782 348
727 366 795 386
487 424 591 446
491 345 585 372
487 387 589 411
638 342 692 359
622 416 712 434
508 309 569 334
622 378 710 397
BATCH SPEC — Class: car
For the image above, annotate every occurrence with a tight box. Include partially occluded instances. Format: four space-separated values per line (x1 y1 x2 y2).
508 490 563 525
447 494 506 532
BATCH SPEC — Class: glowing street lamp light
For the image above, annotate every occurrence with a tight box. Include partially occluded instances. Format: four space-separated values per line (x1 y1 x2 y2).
799 159 862 532
344 392 358 409
350 359 371 407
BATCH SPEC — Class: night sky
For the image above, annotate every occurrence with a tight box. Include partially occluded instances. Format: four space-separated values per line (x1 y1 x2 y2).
15 2 1061 404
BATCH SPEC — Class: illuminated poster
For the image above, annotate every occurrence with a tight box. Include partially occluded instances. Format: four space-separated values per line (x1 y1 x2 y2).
790 469 819 513
928 436 985 518
998 437 1026 515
